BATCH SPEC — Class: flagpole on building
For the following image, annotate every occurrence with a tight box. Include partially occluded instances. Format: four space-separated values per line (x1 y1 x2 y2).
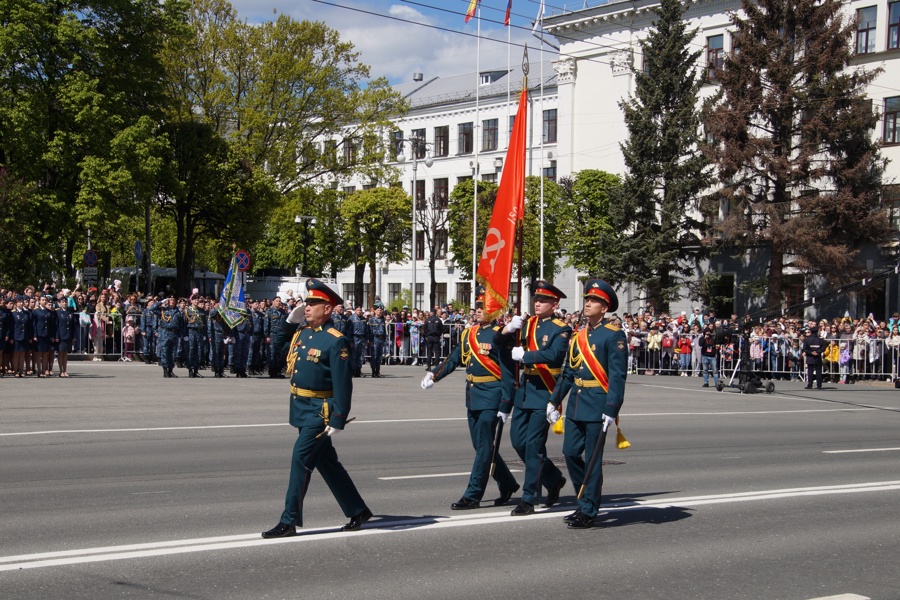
539 3 546 280
472 3 481 306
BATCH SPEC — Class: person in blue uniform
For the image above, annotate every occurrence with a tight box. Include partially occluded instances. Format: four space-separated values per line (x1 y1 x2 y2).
547 279 628 529
348 306 367 377
207 304 232 378
153 297 184 378
32 295 56 377
232 311 252 378
184 295 206 378
265 297 287 378
141 299 158 364
55 296 76 377
421 286 520 510
262 278 372 538
11 297 32 377
367 307 387 377
250 301 266 375
0 298 9 376
494 280 571 515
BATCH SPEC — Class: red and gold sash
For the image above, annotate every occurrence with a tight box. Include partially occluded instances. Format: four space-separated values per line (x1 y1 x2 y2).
467 325 502 380
575 328 608 392
525 317 557 391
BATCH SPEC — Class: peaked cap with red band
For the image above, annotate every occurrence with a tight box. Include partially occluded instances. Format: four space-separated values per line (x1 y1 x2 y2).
305 278 343 306
474 284 486 308
530 279 566 301
583 278 618 313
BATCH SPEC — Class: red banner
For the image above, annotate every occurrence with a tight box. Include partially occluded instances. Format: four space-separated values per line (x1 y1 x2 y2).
476 88 528 320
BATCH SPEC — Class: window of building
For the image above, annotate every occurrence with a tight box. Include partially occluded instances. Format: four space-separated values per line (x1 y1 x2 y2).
434 126 449 157
413 179 426 210
362 284 370 307
482 172 497 183
857 6 877 54
457 175 472 185
885 96 900 144
482 118 498 151
411 128 426 159
363 183 376 190
458 122 473 155
435 282 447 308
343 139 357 164
457 282 472 305
342 284 354 309
436 228 448 259
415 283 424 310
543 161 557 182
343 186 356 194
433 178 449 209
508 115 516 142
890 1 900 50
415 231 425 260
782 275 804 313
388 282 401 306
390 130 403 161
886 185 900 230
706 34 724 82
324 140 337 162
543 109 557 143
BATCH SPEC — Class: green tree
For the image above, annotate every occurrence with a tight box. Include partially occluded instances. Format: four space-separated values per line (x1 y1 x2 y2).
155 121 276 294
617 0 712 312
703 0 888 310
341 187 410 308
448 179 499 283
560 170 623 281
162 0 406 194
0 0 186 283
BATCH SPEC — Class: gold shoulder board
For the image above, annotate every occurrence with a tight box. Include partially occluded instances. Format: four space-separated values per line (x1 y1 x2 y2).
327 328 344 338
605 323 621 331
553 318 567 327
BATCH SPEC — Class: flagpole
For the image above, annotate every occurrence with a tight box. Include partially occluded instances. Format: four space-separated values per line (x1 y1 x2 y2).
539 7 545 280
472 4 481 306
506 6 511 150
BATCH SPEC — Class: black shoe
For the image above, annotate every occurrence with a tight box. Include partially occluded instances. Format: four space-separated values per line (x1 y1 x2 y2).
189 370 197 378
804 385 812 389
510 502 534 516
261 522 297 539
701 383 709 387
563 509 583 523
494 484 520 506
543 477 566 508
169 369 178 378
567 512 595 529
341 507 373 532
451 497 480 510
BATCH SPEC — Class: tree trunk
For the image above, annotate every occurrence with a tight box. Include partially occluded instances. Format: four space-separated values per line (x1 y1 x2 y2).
368 260 378 309
767 247 784 316
174 207 185 297
429 256 437 309
353 259 365 308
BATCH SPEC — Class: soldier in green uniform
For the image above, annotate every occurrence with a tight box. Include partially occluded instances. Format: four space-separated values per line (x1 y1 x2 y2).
494 280 571 516
421 286 520 510
547 279 627 529
262 278 372 539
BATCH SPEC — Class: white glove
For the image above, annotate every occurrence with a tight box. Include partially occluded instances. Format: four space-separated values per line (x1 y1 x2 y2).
504 315 523 334
325 426 341 437
286 304 305 324
497 411 509 424
511 346 525 362
182 336 189 341
546 403 561 424
602 413 615 432
421 372 434 390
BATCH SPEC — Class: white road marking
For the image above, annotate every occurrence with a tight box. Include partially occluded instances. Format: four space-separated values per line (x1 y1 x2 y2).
1 480 897 572
379 470 522 480
823 447 900 454
806 595 870 600
0 409 870 437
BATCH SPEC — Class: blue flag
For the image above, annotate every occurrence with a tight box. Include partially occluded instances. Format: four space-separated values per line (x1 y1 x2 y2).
219 253 248 328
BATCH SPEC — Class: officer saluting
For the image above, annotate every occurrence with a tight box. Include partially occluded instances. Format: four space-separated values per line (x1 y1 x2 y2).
421 285 520 510
367 307 387 378
494 280 571 515
262 278 372 538
547 279 628 529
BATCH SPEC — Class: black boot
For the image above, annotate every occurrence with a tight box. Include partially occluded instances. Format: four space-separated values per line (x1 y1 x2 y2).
168 367 178 378
163 368 169 378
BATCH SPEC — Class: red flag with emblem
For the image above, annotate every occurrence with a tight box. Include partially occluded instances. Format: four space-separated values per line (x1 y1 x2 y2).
476 87 527 320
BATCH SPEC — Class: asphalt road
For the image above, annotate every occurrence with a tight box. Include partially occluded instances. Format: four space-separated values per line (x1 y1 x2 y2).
1 363 899 600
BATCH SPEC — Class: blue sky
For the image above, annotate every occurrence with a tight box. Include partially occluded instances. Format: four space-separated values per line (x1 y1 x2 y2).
228 0 561 85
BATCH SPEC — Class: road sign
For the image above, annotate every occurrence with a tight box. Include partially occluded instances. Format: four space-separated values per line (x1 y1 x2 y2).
83 267 98 277
134 241 143 264
235 249 251 272
84 249 98 267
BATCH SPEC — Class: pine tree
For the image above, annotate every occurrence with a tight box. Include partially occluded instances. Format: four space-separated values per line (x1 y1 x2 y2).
616 0 712 312
703 0 888 310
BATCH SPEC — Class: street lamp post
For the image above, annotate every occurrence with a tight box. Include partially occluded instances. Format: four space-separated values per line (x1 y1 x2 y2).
396 137 433 311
